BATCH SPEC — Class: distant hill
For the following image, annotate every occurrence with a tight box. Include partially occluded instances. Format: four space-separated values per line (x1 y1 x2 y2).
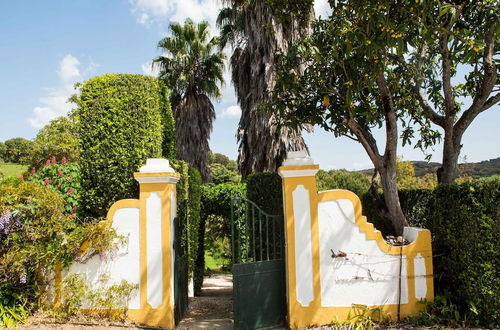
358 157 500 178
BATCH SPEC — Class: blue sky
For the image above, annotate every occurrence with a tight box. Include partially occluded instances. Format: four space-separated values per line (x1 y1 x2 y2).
0 1 498 170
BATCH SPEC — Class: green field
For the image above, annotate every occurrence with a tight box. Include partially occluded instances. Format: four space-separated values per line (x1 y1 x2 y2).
0 163 28 177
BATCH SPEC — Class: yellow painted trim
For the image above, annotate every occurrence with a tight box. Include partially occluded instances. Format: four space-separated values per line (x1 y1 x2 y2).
282 178 434 329
279 164 320 172
133 172 180 178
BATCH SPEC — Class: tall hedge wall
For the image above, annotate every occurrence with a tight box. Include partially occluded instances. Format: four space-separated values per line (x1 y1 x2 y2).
77 74 172 217
246 172 283 215
364 180 499 326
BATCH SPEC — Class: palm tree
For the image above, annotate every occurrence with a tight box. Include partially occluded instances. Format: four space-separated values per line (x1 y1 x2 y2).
217 1 314 178
153 19 225 181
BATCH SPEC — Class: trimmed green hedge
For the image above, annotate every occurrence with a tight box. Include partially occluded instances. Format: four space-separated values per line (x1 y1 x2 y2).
246 172 283 216
364 180 499 326
77 74 173 218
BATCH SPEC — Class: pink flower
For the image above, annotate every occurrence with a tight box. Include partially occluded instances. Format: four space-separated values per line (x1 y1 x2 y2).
44 177 50 185
19 175 24 181
45 159 51 167
67 187 73 195
61 157 67 165
57 168 64 177
31 167 36 175
51 156 56 165
68 214 75 220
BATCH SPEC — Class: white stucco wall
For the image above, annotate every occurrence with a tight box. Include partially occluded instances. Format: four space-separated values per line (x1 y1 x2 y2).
318 199 408 307
65 207 141 309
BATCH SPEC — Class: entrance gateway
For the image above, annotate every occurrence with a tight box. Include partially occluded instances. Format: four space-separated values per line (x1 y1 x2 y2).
231 197 286 329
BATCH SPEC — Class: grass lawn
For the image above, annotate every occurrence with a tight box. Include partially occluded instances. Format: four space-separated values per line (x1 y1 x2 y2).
0 163 28 177
205 251 230 274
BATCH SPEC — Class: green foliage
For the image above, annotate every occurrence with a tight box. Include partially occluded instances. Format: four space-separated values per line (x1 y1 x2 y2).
28 160 80 216
411 293 479 328
3 138 34 164
316 170 371 196
27 116 79 169
364 180 500 326
76 74 164 218
332 304 383 330
0 142 6 162
209 152 240 184
187 167 202 277
195 183 246 293
0 181 122 317
245 172 283 216
158 81 176 160
0 302 28 328
60 274 137 321
0 163 28 179
153 19 226 181
430 180 499 327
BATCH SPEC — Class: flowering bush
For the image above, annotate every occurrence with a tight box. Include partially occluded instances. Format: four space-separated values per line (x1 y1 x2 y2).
28 157 80 216
0 181 121 325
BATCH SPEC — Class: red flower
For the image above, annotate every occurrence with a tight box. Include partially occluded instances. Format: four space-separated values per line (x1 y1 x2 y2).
45 159 51 167
61 157 67 165
68 214 75 219
51 156 56 165
67 187 73 195
31 167 36 175
57 168 64 177
44 177 50 185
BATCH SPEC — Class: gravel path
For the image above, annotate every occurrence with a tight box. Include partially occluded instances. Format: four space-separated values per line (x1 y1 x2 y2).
176 274 233 329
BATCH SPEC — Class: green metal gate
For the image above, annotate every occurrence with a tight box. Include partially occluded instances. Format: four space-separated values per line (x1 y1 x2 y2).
231 197 286 330
174 200 189 325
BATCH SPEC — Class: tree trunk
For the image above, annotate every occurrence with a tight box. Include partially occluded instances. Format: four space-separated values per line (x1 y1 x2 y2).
438 122 461 184
374 164 409 236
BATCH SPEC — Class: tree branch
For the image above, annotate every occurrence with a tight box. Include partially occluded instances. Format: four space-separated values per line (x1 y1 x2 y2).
454 24 498 139
375 72 398 163
465 24 497 115
439 32 456 116
411 42 445 127
344 116 382 170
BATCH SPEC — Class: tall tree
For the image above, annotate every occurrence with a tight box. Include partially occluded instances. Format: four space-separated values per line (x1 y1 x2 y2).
153 19 225 181
270 0 498 234
217 0 313 178
403 0 499 184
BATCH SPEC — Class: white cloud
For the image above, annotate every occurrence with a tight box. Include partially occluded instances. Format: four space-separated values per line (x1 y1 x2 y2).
130 0 219 27
28 54 94 129
220 105 241 119
141 60 160 76
314 0 332 18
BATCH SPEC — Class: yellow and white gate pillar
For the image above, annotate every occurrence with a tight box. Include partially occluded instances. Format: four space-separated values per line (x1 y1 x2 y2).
132 158 180 328
57 158 179 329
278 151 434 328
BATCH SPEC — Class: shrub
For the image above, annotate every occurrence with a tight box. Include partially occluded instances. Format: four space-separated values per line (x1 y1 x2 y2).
0 181 123 326
187 167 201 278
363 180 499 326
27 116 79 169
316 169 371 196
76 74 169 218
28 159 80 216
430 180 499 327
3 138 34 164
246 172 283 215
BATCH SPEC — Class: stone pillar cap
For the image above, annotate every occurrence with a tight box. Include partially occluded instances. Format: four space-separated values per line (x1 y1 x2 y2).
282 150 314 166
139 158 175 173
